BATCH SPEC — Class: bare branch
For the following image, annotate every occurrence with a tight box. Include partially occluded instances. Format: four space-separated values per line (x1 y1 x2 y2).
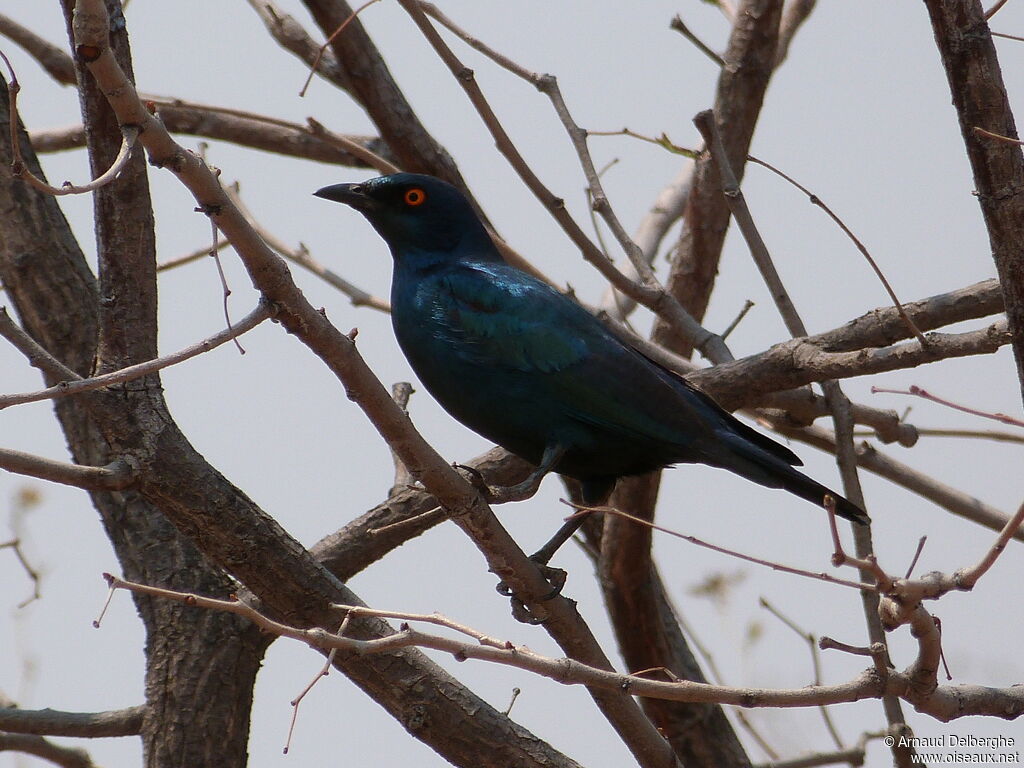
890 427 1024 443
0 448 133 491
669 14 725 67
0 54 140 195
29 106 385 169
984 0 1011 19
0 732 95 768
0 307 80 382
748 155 928 347
565 500 874 592
957 500 1024 588
775 0 817 66
106 574 1024 721
247 0 350 91
690 320 1011 410
0 13 76 85
0 301 274 410
0 534 41 607
224 183 390 312
389 382 415 494
924 0 1024 402
872 384 1024 429
0 705 144 738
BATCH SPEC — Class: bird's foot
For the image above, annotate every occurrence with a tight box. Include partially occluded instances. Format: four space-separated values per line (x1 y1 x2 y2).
454 446 562 504
483 477 542 504
495 560 568 624
453 463 531 503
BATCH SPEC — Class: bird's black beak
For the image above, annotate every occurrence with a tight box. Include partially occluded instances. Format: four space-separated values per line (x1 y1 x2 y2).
313 183 376 212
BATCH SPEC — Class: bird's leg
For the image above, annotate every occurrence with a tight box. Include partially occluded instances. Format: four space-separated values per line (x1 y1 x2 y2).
490 444 574 620
482 443 565 504
528 514 589 566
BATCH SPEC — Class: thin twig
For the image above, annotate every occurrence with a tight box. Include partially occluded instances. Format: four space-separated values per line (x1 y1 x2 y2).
2 49 140 195
902 538 926 581
984 0 1011 20
0 307 80 382
746 155 928 348
560 500 874 591
956 501 1024 590
721 299 755 340
284 619 341 754
225 182 390 312
0 536 41 608
669 14 725 67
0 449 133 491
871 384 1024 428
989 30 1024 43
855 427 1024 444
759 597 845 750
299 0 383 97
157 237 231 272
101 573 1024 720
0 302 273 410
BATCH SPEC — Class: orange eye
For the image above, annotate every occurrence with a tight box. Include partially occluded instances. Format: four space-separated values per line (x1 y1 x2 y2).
403 188 427 207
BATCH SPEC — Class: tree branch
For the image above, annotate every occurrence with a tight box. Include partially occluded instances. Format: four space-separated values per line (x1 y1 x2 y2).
0 300 274 410
691 320 1010 410
30 105 384 168
107 574 1024 721
923 0 1024 402
0 705 144 738
0 447 133 490
0 13 76 85
0 733 95 768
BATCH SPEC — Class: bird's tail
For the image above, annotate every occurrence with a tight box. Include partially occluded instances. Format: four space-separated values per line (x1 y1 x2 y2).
714 433 870 525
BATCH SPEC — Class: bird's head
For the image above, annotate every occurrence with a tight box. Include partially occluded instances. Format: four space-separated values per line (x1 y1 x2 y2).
314 173 497 260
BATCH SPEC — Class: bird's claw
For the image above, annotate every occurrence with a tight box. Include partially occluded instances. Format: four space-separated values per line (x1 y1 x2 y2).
496 560 568 623
509 596 548 624
452 463 521 502
453 463 488 491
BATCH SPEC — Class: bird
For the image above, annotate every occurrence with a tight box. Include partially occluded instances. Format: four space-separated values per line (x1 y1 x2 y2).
314 173 868 562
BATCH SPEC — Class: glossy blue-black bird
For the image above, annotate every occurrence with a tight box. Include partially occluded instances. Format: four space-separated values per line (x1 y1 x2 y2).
315 173 868 558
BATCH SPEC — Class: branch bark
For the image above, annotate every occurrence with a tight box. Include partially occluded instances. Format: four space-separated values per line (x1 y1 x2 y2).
923 0 1024 403
0 705 144 738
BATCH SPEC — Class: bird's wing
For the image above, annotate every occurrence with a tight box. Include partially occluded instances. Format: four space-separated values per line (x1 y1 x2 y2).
632 350 804 467
434 263 802 467
433 264 717 447
433 263 592 373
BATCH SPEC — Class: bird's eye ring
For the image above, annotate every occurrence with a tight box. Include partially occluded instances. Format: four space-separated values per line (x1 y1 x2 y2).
404 188 427 207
